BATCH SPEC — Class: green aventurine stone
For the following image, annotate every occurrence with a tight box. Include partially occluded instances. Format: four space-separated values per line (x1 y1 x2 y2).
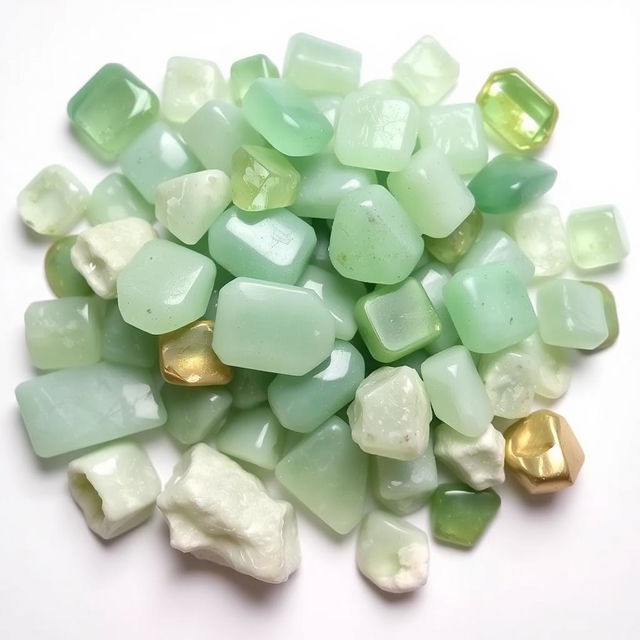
87 173 154 225
275 416 369 534
229 369 275 410
24 297 102 370
424 209 483 265
583 282 619 350
430 483 501 547
242 79 333 156
468 154 557 215
15 362 166 458
355 278 441 363
102 302 157 368
443 263 537 353
44 236 92 298
230 54 280 104
268 341 365 433
68 63 159 160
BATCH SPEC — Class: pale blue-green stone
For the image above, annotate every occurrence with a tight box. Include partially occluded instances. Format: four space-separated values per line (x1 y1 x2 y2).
102 301 157 368
229 368 276 410
87 173 154 225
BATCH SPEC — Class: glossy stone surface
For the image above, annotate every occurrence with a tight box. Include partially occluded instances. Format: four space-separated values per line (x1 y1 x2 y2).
213 278 335 375
88 173 154 225
44 236 92 298
329 185 423 284
421 346 493 437
387 147 475 238
102 301 157 368
275 416 368 534
477 67 558 151
584 282 619 350
242 78 333 156
444 263 537 353
359 79 409 98
519 332 571 399
67 63 158 159
393 36 458 106
566 205 629 270
468 154 557 215
18 165 88 236
24 297 102 370
504 410 584 494
430 483 501 547
208 206 315 284
15 362 166 458
229 369 275 410
424 209 483 265
117 239 216 335
335 92 418 172
230 54 279 104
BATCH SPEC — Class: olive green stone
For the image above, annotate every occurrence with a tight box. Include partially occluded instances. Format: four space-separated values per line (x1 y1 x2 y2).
230 54 280 104
583 282 619 350
424 209 483 265
87 173 154 225
102 301 157 369
44 236 92 298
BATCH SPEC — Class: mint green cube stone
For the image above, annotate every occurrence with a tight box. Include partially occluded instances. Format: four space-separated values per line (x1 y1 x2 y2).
68 63 159 160
566 205 629 270
119 123 201 203
443 263 537 353
356 278 441 363
24 297 102 370
208 206 315 284
329 185 423 284
268 341 365 433
44 236 92 298
229 369 275 410
583 282 619 350
87 173 154 225
102 301 157 368
230 54 279 104
536 279 608 350
334 92 418 172
283 33 361 96
182 101 264 174
117 239 216 335
275 416 369 534
242 78 333 156
15 362 166 458
213 277 335 375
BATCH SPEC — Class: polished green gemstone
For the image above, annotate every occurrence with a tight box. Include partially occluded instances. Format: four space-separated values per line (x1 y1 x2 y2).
44 236 92 298
230 54 279 104
275 416 369 534
102 301 157 368
229 368 275 410
68 63 158 160
424 209 483 265
430 483 501 547
468 154 557 215
583 282 619 350
359 79 409 98
87 173 154 225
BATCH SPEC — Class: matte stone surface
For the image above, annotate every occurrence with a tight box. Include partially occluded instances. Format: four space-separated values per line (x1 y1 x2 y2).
230 54 279 104
102 301 157 368
88 173 154 225
44 236 92 298
424 209 483 265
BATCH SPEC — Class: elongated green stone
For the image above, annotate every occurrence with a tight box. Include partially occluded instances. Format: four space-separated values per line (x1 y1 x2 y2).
102 301 157 368
229 368 275 410
230 54 279 104
424 209 483 265
275 416 369 534
88 173 154 225
468 154 557 215
44 236 92 298
583 282 619 350
16 362 166 458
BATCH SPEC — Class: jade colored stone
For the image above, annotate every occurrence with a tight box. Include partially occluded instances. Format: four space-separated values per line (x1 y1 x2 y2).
430 483 501 547
583 282 619 350
309 219 333 271
536 279 608 350
102 301 157 368
329 185 423 284
216 405 287 470
421 346 493 437
208 206 316 284
334 92 418 172
310 95 342 147
424 209 483 265
24 297 102 370
68 63 159 160
242 78 333 156
275 416 368 534
443 263 537 353
229 369 275 410
15 362 166 458
44 236 92 298
213 277 335 376
477 68 558 151
268 341 365 433
182 101 264 174
283 33 361 96
119 123 201 203
468 154 557 215
359 79 409 98
566 205 629 270
117 239 216 335
387 147 475 238
231 145 300 212
201 265 235 320
519 332 571 400
230 54 279 104
355 278 441 363
87 173 154 225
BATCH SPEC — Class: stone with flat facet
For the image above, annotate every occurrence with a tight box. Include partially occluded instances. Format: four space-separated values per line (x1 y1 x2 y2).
44 236 92 298
88 173 154 225
102 301 157 369
230 54 279 104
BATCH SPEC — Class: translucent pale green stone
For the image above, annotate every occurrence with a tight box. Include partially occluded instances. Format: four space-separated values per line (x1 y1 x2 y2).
102 301 157 368
424 209 483 265
583 282 619 350
15 362 166 458
283 33 361 96
229 369 275 410
468 154 557 215
117 239 216 335
359 79 409 98
242 79 333 156
275 416 369 534
208 206 316 284
518 332 571 399
67 63 159 160
202 265 236 320
44 236 92 298
309 219 334 271
268 341 365 433
230 54 279 104
24 297 102 370
87 173 154 225
329 185 423 284
213 277 335 375
119 123 201 203
310 95 342 148
444 263 537 353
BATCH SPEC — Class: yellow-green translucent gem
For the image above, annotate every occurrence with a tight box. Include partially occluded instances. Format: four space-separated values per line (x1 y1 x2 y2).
476 68 558 152
44 236 92 298
230 54 279 104
424 209 483 265
582 282 619 350
87 173 154 225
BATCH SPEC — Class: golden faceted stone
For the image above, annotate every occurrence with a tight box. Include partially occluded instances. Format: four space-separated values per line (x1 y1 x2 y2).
159 320 233 386
504 410 584 494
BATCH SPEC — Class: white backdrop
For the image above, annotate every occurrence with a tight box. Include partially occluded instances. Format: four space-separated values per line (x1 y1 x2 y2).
1 1 639 638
